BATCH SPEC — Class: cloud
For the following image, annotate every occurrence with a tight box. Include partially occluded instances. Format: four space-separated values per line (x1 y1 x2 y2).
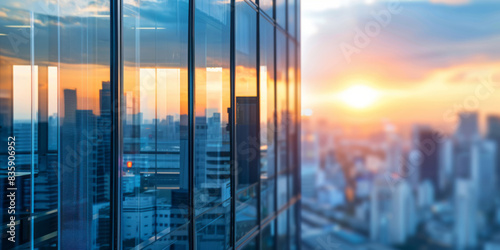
302 1 500 93
429 0 469 5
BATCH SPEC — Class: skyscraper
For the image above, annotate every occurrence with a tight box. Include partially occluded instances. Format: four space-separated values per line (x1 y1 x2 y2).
454 179 477 249
370 177 416 245
412 126 440 195
455 112 480 144
487 115 500 189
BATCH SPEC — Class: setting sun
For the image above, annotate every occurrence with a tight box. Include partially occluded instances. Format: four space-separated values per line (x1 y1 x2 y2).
338 85 379 109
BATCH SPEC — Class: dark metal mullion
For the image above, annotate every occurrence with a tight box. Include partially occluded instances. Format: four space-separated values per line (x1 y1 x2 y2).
187 0 196 248
110 0 123 248
236 227 260 249
230 0 237 247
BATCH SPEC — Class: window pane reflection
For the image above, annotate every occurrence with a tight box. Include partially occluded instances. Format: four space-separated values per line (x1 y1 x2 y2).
261 221 276 249
288 40 298 199
122 0 189 248
235 1 258 192
277 210 288 248
260 0 274 17
260 15 276 184
194 5 232 248
288 0 296 37
276 31 288 174
276 0 286 28
236 185 258 241
261 179 275 220
59 1 112 248
196 204 231 249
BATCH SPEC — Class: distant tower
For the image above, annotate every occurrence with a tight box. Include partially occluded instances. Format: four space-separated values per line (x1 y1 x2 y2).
370 177 392 244
63 89 77 124
392 181 416 244
100 81 111 118
438 138 453 194
455 112 479 144
412 125 440 194
417 180 434 208
385 132 403 175
454 113 479 181
487 115 500 189
471 140 496 209
454 179 477 250
370 178 416 244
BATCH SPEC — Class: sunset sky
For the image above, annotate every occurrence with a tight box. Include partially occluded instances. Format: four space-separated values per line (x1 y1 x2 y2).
301 0 500 135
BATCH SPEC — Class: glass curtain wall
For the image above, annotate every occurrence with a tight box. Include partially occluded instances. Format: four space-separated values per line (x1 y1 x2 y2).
0 0 300 249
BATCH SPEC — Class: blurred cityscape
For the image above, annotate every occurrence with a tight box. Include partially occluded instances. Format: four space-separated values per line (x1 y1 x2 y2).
301 112 500 250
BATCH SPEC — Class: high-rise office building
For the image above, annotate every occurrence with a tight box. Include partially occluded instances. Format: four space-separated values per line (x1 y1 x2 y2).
370 177 416 245
0 0 301 249
412 125 440 195
455 112 480 144
454 179 477 250
487 115 500 189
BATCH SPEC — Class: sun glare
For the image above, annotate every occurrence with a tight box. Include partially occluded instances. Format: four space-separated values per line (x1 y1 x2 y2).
339 85 379 109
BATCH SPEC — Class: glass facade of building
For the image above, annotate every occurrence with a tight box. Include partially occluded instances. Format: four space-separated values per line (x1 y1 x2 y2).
0 0 300 249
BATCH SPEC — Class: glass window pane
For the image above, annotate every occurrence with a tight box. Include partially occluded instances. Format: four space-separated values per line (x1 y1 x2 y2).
196 203 231 249
276 31 288 173
261 221 276 250
288 0 296 37
235 1 258 192
58 2 111 249
0 1 113 247
277 211 288 248
236 185 258 241
260 0 274 18
139 223 189 249
288 40 297 199
277 173 288 209
297 0 301 42
276 0 286 28
260 15 276 181
261 178 275 220
194 0 232 215
288 204 298 250
122 0 190 248
241 236 258 250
